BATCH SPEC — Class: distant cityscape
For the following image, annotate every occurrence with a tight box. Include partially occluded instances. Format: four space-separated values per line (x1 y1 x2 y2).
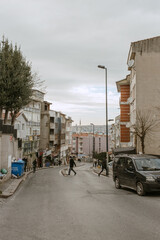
72 125 112 135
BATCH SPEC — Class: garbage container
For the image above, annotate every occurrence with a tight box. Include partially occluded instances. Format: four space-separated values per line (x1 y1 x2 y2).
11 160 25 176
45 162 50 167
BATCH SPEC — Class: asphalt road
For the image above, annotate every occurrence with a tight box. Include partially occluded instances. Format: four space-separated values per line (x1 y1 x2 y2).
0 163 160 240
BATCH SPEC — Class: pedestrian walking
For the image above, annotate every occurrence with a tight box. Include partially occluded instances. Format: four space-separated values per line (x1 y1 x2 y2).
68 157 77 175
32 159 37 173
98 159 108 176
22 156 28 172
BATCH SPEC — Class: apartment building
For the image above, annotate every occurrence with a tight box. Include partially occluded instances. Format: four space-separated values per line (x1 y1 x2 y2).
0 90 44 171
116 36 160 154
65 117 73 157
20 89 44 157
39 101 51 151
40 106 73 162
110 115 120 149
72 133 107 158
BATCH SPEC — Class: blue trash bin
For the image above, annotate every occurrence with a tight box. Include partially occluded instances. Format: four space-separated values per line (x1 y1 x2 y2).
45 162 50 167
11 160 25 176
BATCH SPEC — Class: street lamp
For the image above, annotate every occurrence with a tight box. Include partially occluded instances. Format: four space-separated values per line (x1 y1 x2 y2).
90 123 95 159
98 65 109 176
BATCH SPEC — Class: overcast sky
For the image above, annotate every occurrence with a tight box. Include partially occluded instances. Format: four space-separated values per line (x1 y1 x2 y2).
0 0 160 125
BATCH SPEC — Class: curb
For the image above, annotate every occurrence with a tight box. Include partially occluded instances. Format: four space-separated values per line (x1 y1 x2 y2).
60 163 85 177
0 166 56 198
61 168 68 176
93 168 113 178
0 178 23 198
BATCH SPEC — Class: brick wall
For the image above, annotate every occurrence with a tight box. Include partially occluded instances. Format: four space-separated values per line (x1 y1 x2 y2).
120 125 130 142
120 85 130 142
120 105 130 122
120 85 130 102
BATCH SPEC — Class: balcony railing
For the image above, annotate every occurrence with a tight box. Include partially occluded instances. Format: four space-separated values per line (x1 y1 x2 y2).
50 122 55 129
50 135 55 141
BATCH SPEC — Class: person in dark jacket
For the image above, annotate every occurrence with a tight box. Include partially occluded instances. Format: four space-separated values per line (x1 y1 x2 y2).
22 156 28 172
68 157 77 175
32 159 37 173
98 159 108 176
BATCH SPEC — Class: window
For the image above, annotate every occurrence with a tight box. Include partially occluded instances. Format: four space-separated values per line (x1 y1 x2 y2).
49 141 54 147
125 158 135 170
44 104 48 111
50 117 54 123
50 129 54 135
22 124 25 130
118 157 125 167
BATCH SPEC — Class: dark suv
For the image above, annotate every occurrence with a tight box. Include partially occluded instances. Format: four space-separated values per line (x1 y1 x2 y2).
113 154 160 196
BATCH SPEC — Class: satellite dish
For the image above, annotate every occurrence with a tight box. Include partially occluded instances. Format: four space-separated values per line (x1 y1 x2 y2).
128 59 134 67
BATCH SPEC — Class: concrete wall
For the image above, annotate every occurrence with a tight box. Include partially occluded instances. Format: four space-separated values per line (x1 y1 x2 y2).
134 47 160 154
0 134 19 173
39 113 50 150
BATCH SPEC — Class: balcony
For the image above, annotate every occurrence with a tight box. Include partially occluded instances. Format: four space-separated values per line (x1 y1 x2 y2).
50 122 55 129
50 135 55 141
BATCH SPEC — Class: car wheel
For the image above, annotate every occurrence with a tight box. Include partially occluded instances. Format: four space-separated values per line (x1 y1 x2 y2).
115 177 121 189
136 182 146 196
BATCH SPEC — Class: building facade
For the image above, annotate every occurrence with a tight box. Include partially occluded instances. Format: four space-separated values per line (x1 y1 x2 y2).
72 133 108 158
115 36 160 154
116 75 131 148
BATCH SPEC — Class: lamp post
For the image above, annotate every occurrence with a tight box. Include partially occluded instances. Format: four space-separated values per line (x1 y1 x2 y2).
90 123 95 159
98 65 109 176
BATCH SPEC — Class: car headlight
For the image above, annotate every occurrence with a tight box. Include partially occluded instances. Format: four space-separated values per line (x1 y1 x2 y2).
146 176 155 182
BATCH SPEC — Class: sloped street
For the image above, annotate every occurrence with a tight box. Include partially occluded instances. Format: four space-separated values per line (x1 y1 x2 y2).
0 163 160 240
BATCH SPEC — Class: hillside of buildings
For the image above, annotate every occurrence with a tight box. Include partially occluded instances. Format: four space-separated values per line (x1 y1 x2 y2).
72 125 112 134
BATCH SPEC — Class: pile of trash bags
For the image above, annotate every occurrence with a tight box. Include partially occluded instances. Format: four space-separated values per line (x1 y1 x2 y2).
0 168 8 179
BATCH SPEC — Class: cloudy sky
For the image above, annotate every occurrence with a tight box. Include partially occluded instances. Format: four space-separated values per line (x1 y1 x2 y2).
0 0 160 125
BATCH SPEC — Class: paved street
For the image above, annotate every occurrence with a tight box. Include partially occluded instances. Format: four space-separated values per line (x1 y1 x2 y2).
0 163 160 240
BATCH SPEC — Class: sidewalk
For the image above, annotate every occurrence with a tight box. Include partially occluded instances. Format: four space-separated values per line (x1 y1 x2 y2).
0 165 55 198
0 170 32 198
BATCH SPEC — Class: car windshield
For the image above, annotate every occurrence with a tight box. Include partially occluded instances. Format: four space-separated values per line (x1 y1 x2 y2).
135 158 160 171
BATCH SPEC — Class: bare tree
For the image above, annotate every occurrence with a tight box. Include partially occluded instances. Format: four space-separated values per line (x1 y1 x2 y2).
131 110 159 154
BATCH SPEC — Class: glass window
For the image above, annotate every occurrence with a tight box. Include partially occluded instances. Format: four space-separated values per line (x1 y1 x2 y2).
135 158 160 171
117 157 125 167
50 117 54 123
125 158 134 170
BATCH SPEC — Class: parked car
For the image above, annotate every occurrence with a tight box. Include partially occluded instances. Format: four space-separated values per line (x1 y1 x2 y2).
113 154 160 196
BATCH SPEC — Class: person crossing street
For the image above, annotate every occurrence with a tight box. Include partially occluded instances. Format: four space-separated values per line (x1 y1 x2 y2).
98 159 108 176
68 156 77 175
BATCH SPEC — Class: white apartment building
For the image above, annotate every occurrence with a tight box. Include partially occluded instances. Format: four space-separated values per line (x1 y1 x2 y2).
18 89 44 157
